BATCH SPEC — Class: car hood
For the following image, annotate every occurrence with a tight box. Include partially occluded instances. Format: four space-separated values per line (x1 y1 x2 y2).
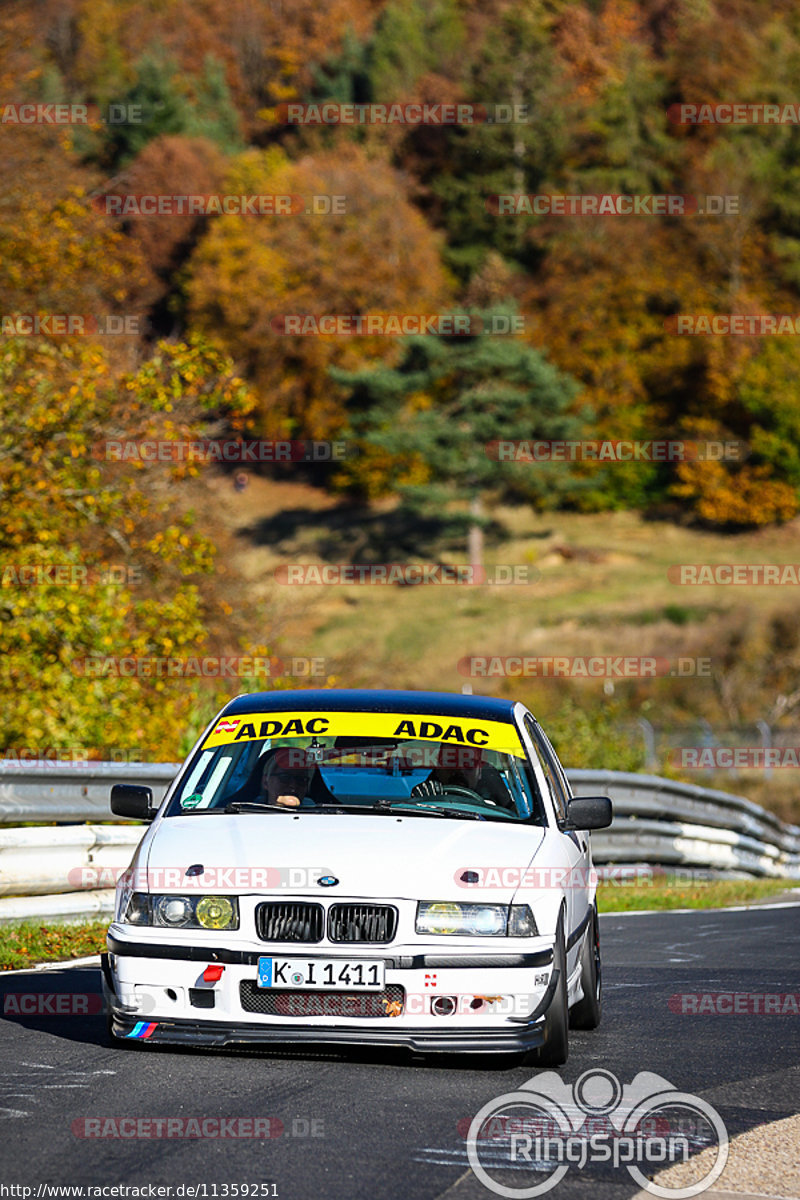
142 813 545 903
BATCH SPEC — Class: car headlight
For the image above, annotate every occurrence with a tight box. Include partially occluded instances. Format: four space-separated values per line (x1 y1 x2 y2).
416 902 538 937
122 893 239 930
507 904 539 936
123 892 151 925
196 895 237 930
155 895 194 928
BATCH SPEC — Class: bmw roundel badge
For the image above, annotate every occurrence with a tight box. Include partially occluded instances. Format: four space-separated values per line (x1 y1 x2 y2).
318 875 339 887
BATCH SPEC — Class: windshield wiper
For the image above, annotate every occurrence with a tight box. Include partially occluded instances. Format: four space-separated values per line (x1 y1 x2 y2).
372 801 487 820
289 800 452 818
219 799 489 819
223 801 298 813
372 801 446 817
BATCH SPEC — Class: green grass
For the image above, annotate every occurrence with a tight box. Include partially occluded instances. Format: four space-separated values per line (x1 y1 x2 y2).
249 500 800 824
598 875 797 912
262 506 800 695
0 920 107 971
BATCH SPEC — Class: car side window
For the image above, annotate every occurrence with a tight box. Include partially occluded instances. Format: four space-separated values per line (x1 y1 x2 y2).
537 725 574 806
524 716 569 824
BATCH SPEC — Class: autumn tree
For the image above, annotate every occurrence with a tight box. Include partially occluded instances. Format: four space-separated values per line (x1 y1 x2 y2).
0 334 264 760
414 0 573 280
107 135 228 287
185 143 452 441
0 128 156 325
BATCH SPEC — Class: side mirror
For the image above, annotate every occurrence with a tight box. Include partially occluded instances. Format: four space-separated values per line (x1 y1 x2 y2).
111 783 157 822
564 795 613 831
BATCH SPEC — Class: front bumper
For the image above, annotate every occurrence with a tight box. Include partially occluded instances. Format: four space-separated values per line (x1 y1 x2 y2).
105 1009 550 1054
103 929 558 1055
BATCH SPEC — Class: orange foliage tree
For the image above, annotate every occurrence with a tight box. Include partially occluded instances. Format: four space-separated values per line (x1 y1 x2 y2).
185 143 453 440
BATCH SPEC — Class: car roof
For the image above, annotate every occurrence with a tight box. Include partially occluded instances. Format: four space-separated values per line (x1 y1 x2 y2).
224 688 519 723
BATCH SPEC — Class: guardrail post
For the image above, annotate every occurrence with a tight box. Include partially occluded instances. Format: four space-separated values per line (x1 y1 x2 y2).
637 718 657 770
755 720 772 781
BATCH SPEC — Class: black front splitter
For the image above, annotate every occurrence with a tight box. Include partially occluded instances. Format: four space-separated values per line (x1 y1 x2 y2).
109 1009 547 1055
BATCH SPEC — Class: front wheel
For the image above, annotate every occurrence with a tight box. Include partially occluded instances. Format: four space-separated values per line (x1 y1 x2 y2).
527 913 569 1067
569 901 602 1030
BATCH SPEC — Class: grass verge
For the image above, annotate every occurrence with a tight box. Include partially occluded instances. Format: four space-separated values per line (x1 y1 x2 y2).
598 875 798 912
0 920 107 971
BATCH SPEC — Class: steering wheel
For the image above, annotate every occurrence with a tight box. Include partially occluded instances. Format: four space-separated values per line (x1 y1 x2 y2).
438 784 485 801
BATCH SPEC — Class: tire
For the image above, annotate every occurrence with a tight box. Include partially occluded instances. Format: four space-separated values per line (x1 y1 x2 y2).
527 912 569 1067
569 901 602 1030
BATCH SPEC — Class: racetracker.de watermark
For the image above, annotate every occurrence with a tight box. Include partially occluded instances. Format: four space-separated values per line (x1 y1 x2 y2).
1 747 144 767
1 564 142 586
91 439 349 463
455 865 600 889
71 1117 323 1138
274 564 536 585
69 865 336 889
669 992 800 1014
2 992 103 1015
486 194 739 216
670 746 800 769
1 314 142 337
270 313 524 335
487 439 746 462
668 102 800 125
275 102 529 125
665 313 800 335
93 194 345 216
1 102 143 125
668 564 800 584
457 656 711 678
251 743 507 770
70 655 328 679
382 992 548 1017
453 865 723 890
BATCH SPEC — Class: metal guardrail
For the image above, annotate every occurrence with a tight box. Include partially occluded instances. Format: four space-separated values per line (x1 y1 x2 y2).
0 761 180 921
0 762 798 921
0 761 179 824
569 769 800 878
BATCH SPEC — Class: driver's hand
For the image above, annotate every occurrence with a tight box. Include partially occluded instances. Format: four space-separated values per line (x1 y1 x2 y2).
274 794 301 807
410 778 444 799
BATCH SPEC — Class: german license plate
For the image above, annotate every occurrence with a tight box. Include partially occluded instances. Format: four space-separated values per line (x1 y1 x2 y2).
257 957 385 990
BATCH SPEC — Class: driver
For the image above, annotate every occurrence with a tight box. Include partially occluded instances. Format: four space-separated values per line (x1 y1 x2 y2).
264 757 314 807
410 745 513 809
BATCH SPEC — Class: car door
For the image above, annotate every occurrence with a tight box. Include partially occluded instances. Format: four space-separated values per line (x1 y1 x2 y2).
522 714 589 982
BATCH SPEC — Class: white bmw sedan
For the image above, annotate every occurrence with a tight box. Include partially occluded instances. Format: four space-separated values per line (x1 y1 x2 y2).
103 689 612 1062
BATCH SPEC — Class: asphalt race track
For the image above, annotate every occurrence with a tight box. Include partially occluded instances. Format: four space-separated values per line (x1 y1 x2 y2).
1 904 798 1200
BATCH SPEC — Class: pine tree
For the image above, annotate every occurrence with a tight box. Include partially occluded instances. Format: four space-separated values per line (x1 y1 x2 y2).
333 308 589 566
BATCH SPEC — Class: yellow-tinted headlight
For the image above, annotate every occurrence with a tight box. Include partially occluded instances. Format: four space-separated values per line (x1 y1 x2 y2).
196 896 237 930
418 902 462 934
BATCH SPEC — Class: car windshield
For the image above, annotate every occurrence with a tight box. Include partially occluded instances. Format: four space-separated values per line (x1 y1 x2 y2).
166 709 546 823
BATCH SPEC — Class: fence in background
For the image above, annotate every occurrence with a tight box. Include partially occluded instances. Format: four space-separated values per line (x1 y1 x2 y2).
1 761 798 921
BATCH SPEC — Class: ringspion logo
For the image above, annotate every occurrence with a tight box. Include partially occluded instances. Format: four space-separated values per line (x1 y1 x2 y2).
466 1069 728 1197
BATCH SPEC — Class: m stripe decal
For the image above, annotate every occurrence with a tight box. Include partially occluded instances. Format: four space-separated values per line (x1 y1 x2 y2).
127 1021 157 1039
